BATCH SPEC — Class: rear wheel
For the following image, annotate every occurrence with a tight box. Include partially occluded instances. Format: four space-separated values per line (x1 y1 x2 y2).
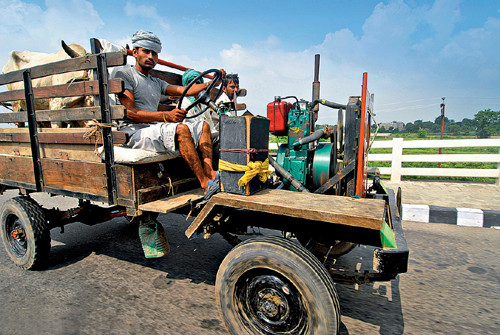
216 236 340 335
0 196 50 270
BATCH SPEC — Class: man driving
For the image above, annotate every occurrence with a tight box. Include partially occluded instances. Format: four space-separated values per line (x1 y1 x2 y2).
111 30 222 198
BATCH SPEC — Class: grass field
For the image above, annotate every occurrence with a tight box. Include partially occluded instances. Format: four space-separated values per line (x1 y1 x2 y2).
368 137 498 183
269 133 499 183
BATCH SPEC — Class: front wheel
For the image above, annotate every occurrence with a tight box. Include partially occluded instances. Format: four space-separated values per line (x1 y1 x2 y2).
0 196 50 270
216 236 340 335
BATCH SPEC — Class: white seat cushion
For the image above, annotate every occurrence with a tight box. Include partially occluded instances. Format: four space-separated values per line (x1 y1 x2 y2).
97 146 181 164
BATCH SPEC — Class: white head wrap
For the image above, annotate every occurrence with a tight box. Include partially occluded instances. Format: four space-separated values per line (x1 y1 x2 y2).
131 30 162 54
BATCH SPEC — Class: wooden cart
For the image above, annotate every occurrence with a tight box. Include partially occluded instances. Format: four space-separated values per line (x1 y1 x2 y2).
0 40 409 335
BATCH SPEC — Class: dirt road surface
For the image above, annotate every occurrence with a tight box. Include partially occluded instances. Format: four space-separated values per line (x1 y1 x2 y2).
0 190 499 334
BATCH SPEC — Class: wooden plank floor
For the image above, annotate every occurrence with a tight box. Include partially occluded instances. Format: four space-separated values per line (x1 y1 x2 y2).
186 189 386 238
210 189 385 230
138 188 204 213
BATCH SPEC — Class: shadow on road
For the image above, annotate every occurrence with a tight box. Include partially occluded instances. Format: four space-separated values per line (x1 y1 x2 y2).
46 212 405 334
1 188 405 334
46 212 233 285
333 245 405 334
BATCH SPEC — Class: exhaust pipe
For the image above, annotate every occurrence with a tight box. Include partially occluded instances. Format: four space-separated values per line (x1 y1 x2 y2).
269 156 310 193
312 54 320 122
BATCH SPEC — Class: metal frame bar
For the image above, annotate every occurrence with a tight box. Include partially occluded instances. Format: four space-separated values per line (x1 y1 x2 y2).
343 97 361 197
90 38 102 106
0 179 37 191
89 38 117 204
356 72 368 197
43 186 109 203
23 69 44 192
97 53 117 204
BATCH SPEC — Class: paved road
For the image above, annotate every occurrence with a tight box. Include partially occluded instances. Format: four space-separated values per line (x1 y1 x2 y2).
384 180 500 211
0 191 499 334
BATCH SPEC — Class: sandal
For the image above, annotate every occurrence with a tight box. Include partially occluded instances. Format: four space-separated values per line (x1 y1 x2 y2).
204 177 220 200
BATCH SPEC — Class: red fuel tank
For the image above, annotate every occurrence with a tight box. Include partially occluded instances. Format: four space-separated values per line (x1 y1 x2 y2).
267 100 291 136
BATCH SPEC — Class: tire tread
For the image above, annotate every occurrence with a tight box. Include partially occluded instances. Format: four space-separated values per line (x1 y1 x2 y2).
217 236 340 334
1 196 50 270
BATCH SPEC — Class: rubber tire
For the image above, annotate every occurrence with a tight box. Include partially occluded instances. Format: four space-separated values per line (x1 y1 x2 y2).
0 196 50 270
216 236 340 335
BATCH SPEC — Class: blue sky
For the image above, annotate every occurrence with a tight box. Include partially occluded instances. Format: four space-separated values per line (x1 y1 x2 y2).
1 0 499 124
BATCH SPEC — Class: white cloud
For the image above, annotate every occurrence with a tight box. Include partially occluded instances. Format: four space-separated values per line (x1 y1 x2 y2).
424 0 462 38
1 0 498 124
0 0 103 66
439 16 500 83
124 1 170 30
203 1 499 124
254 35 282 49
220 44 260 69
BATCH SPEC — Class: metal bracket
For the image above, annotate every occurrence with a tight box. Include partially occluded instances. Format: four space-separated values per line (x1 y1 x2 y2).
314 160 355 194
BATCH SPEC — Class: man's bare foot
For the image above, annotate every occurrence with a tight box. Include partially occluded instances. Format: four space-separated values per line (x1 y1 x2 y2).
200 176 210 193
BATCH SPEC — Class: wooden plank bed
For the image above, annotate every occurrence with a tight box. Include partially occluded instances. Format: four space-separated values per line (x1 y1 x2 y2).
185 188 386 238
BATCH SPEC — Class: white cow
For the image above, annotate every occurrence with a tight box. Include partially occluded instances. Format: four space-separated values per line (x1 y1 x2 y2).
2 41 92 127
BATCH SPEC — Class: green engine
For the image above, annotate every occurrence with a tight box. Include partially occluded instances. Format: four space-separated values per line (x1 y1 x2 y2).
269 97 336 192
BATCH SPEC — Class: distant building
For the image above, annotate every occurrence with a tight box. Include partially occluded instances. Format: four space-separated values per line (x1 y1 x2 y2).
379 121 405 131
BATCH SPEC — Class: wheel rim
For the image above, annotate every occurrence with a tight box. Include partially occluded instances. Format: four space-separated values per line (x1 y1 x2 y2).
235 269 308 334
4 214 28 257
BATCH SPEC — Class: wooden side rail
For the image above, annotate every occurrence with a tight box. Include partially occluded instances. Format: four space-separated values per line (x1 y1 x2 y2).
0 79 124 103
0 128 127 145
150 69 182 86
0 128 128 163
0 52 126 86
0 49 128 204
0 105 126 124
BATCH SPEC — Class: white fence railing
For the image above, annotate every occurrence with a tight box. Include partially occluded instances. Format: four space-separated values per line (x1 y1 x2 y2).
269 139 500 185
368 138 500 185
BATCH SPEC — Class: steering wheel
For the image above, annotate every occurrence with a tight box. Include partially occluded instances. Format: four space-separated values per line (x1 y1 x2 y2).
177 69 223 119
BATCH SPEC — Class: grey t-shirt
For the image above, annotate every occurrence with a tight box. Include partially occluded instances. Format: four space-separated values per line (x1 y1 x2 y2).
111 64 169 112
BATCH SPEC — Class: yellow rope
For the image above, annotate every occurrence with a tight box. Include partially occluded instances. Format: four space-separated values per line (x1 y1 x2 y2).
166 177 174 196
84 119 115 152
219 158 272 189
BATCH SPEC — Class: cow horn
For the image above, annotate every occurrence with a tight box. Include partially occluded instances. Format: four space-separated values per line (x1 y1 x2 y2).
61 40 80 58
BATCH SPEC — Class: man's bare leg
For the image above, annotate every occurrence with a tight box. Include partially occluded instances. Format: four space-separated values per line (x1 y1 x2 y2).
176 124 210 191
198 122 217 180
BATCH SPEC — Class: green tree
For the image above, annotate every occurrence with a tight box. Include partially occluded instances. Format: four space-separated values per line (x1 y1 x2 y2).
448 124 460 135
430 124 440 133
434 115 450 125
405 122 417 132
474 109 500 138
421 121 434 130
461 118 476 128
417 129 427 138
